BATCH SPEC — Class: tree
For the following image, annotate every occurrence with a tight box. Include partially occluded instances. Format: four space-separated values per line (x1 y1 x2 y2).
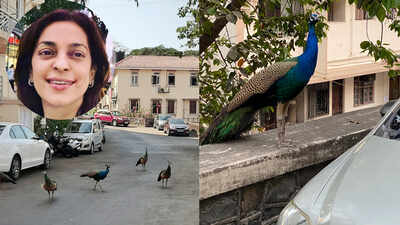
129 45 198 56
177 0 400 129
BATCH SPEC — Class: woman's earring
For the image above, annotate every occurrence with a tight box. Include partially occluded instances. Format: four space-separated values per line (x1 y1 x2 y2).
28 78 34 87
88 80 94 88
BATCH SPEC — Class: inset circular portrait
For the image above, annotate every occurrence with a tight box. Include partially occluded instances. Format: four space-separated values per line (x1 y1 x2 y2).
9 0 112 120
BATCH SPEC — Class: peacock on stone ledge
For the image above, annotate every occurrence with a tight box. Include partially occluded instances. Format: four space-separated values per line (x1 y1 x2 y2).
200 14 320 147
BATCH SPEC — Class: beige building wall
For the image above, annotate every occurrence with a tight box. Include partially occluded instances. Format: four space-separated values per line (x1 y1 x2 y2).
114 68 199 121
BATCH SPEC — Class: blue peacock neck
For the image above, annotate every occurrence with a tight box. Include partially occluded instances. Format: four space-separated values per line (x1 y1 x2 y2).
297 23 318 81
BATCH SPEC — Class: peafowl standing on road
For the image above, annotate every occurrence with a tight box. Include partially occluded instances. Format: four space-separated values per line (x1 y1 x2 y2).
41 171 57 200
200 14 320 147
0 172 16 184
80 164 110 191
157 161 171 188
136 146 148 170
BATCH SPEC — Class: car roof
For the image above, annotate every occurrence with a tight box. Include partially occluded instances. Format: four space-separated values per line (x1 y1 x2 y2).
0 122 22 126
72 119 93 123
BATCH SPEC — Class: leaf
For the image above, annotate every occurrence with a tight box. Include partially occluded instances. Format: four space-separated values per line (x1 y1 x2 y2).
360 41 370 49
207 7 217 15
376 6 386 22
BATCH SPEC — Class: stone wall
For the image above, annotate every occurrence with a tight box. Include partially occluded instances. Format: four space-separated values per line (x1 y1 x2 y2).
200 106 382 225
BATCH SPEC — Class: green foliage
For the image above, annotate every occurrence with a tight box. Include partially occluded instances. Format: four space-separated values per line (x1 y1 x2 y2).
129 45 198 57
175 0 400 133
18 0 85 27
34 115 72 139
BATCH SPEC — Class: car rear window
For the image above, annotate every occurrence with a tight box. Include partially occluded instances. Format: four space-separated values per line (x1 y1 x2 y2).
0 125 5 135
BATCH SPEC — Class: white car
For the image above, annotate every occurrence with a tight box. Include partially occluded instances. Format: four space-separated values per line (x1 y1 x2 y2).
63 119 104 154
0 122 52 180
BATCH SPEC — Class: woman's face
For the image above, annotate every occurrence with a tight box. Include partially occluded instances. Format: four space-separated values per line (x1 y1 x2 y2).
31 21 94 112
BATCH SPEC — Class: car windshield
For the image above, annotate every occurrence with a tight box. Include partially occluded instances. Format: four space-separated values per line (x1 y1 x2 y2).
160 115 170 120
171 119 185 124
66 122 92 133
374 102 400 139
112 111 122 116
0 125 5 135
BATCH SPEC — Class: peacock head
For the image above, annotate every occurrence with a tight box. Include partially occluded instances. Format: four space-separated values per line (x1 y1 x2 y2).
309 13 319 25
105 164 110 170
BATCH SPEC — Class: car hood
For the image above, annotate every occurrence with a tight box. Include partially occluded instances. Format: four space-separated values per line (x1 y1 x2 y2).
63 133 90 139
294 135 400 225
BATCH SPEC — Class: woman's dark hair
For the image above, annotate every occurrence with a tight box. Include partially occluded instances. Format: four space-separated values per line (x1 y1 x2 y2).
14 9 110 117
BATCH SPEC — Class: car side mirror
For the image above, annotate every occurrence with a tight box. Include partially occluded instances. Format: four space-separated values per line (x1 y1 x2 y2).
32 136 40 140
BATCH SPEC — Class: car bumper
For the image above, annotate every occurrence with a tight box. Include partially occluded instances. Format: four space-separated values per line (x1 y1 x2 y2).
169 129 189 135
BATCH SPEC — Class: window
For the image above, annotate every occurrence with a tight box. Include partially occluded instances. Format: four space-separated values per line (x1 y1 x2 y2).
11 126 26 139
190 100 197 114
308 82 329 119
355 7 370 20
167 100 175 114
131 72 138 86
21 126 36 139
152 99 162 114
190 73 198 86
168 73 175 86
354 74 375 106
152 72 160 85
328 0 345 22
130 99 140 112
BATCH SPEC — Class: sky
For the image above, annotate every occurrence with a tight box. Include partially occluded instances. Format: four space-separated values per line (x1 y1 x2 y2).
87 0 193 52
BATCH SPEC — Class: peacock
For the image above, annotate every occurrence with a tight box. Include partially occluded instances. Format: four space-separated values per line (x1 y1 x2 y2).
0 172 16 184
136 146 148 170
80 164 110 191
200 14 320 147
41 171 57 200
157 160 171 188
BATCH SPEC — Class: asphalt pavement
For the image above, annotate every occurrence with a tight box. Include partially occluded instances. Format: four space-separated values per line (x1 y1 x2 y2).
0 126 199 225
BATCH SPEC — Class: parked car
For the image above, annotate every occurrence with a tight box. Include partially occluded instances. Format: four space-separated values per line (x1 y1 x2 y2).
164 118 190 136
0 122 52 180
277 98 400 224
63 119 104 154
379 99 397 117
153 114 172 130
94 110 130 127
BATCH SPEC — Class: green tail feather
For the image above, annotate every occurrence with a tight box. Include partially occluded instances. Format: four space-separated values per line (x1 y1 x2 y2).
206 107 256 144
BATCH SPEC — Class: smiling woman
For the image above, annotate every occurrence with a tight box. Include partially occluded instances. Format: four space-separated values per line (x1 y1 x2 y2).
14 9 110 120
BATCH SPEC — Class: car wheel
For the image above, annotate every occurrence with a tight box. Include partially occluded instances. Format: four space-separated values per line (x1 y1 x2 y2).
98 142 103 152
112 120 117 126
42 150 51 169
89 143 94 154
168 130 171 136
9 156 21 180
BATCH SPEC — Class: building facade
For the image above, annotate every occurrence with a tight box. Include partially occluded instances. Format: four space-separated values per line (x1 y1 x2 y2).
113 55 199 122
230 0 400 128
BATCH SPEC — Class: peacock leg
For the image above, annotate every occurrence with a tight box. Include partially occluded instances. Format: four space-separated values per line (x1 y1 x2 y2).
277 102 295 148
93 181 98 190
99 183 104 192
166 179 168 188
48 191 51 200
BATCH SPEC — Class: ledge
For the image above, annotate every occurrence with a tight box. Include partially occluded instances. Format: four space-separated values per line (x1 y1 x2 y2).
199 106 382 200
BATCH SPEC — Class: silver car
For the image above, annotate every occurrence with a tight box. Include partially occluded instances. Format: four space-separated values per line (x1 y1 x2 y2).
63 119 104 154
278 99 400 224
153 114 172 130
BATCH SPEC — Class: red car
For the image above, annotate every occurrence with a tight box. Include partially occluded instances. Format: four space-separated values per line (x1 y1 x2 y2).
94 110 130 127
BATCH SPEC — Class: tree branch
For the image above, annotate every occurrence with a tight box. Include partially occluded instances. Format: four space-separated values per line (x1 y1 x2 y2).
199 0 247 54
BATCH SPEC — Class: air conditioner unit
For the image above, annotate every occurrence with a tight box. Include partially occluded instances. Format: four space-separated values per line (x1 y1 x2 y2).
158 87 169 93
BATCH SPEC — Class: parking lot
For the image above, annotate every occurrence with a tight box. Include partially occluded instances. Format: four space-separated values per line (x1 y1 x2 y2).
0 126 198 225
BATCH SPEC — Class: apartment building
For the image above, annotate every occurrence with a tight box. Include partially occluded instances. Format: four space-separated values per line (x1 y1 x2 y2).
113 55 199 122
229 0 400 127
0 0 87 128
0 0 33 128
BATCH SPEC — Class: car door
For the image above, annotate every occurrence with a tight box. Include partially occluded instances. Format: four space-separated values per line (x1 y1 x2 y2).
20 125 43 165
10 125 31 169
0 126 14 171
92 121 101 147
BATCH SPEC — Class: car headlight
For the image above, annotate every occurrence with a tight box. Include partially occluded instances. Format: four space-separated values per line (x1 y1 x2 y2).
277 201 311 225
